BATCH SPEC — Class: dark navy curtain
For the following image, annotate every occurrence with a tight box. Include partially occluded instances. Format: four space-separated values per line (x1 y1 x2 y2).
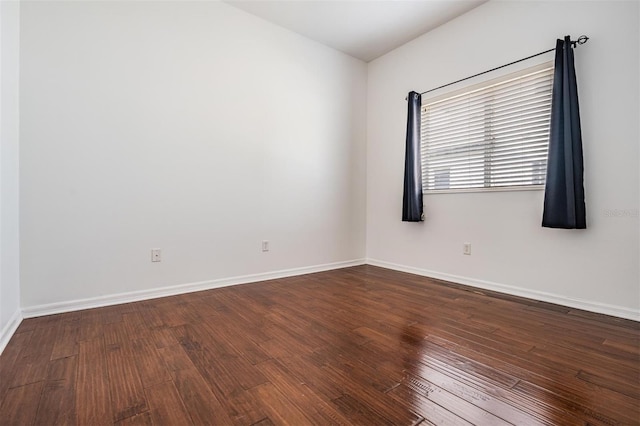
402 91 424 222
542 36 586 229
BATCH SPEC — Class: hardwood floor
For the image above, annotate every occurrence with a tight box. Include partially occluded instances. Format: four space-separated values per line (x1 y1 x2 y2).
0 265 638 425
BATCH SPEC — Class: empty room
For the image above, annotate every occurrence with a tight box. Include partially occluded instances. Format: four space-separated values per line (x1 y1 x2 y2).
0 0 638 424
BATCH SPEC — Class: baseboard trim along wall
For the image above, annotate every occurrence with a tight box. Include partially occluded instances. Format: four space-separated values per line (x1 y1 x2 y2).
18 259 640 321
21 258 367 319
3 257 637 357
0 309 24 355
367 258 640 322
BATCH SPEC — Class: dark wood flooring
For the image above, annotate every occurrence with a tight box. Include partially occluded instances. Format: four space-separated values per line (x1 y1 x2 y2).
0 265 638 425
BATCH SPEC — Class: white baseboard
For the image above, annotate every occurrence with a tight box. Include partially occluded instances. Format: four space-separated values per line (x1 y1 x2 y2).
0 309 23 355
13 256 638 345
21 258 366 319
367 258 640 321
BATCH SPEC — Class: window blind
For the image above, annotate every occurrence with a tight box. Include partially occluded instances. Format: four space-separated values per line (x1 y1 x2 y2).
421 65 554 192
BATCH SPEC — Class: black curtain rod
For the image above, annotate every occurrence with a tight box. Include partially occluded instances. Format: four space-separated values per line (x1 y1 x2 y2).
410 35 589 99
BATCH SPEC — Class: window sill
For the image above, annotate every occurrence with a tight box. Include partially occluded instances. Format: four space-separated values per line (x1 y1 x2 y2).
424 185 545 195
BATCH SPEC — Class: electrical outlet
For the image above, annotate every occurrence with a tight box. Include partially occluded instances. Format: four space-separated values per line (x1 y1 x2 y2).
151 248 161 262
463 243 471 255
262 240 269 252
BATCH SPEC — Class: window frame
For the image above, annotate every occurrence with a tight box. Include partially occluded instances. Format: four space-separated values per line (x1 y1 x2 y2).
420 61 554 194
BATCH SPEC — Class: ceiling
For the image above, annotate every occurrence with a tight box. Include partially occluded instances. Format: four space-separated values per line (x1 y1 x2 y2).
224 0 487 62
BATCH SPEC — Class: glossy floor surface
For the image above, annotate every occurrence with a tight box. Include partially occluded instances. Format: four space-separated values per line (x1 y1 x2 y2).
0 265 638 425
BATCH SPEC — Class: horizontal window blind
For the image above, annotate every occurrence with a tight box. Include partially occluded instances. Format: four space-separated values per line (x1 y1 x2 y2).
421 65 554 192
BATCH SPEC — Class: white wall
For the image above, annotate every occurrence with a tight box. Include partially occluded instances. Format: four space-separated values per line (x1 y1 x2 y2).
19 1 367 310
367 0 639 319
15 0 640 321
0 0 22 349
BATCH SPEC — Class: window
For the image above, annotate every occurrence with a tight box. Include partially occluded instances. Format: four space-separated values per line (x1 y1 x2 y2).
421 63 554 192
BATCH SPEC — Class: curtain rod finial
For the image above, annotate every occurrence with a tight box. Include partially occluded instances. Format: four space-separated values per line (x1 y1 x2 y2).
577 35 589 45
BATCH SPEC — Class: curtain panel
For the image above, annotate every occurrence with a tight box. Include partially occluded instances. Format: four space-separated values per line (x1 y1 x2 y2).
542 36 587 229
402 91 424 222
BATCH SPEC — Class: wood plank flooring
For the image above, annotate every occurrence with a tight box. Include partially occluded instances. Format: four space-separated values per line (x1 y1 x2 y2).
1 265 638 425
